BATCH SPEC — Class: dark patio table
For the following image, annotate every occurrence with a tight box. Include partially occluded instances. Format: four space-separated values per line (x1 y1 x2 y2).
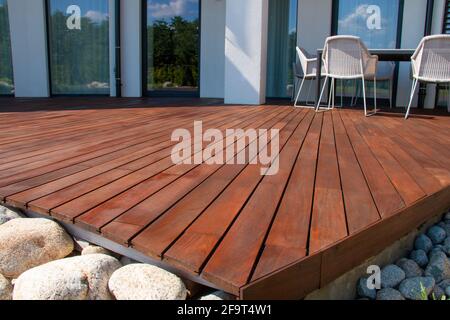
315 49 419 107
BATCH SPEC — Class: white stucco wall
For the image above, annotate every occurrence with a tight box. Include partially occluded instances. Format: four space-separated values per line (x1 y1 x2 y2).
200 0 226 99
224 0 269 105
120 0 141 97
7 0 50 97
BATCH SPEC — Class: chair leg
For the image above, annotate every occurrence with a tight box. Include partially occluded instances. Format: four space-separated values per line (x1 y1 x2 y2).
291 78 296 101
294 77 305 107
331 79 337 109
305 79 313 105
373 77 377 114
351 79 358 106
340 79 343 108
447 83 450 113
362 77 367 116
405 78 419 120
389 79 393 109
328 78 335 110
316 76 329 112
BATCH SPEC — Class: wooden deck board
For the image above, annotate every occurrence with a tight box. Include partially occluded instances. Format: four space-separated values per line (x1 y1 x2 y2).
1 97 449 299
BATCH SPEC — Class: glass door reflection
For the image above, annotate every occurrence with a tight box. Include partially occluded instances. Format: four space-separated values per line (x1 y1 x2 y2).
145 0 200 96
0 0 14 95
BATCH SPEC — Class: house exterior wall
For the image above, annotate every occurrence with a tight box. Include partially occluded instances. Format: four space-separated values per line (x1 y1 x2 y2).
7 0 50 97
1 0 448 108
199 0 226 99
120 0 142 98
224 0 269 104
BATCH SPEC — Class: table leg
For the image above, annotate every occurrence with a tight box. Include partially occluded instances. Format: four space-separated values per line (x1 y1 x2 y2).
315 51 322 107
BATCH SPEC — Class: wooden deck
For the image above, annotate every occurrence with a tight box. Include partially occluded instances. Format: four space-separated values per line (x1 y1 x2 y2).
0 97 449 299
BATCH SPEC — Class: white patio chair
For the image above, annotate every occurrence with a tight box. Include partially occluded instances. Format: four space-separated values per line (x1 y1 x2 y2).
316 36 378 116
352 61 395 108
406 35 450 119
294 47 324 108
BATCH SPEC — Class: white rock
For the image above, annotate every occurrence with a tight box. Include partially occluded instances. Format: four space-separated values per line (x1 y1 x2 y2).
0 274 12 300
0 205 23 225
73 237 90 252
108 264 187 300
81 245 114 257
0 218 74 278
199 290 235 301
13 254 121 300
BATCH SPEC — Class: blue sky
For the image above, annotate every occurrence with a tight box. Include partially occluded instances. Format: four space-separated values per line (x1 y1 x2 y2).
338 0 399 48
147 0 199 23
49 0 109 23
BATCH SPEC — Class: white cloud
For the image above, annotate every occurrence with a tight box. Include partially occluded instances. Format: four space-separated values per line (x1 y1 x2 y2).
339 4 369 29
85 10 108 23
148 0 197 19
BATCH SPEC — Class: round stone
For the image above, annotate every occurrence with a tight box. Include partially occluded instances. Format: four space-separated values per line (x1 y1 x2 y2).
441 237 450 256
396 258 423 278
108 264 187 300
399 277 435 300
424 251 450 283
437 279 450 290
431 286 446 300
0 218 74 278
81 245 114 257
0 273 12 300
427 226 447 245
0 205 22 226
443 212 450 222
13 254 121 300
356 277 377 300
414 234 433 253
445 286 450 297
440 224 450 239
376 288 405 300
380 264 406 289
198 291 235 300
410 250 429 268
429 247 445 259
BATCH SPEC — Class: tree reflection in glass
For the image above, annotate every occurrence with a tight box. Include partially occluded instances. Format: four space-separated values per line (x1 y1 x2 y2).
146 0 199 95
47 0 110 95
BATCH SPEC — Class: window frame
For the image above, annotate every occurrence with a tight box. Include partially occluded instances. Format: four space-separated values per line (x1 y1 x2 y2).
265 0 299 99
45 0 111 97
0 0 14 96
331 0 405 107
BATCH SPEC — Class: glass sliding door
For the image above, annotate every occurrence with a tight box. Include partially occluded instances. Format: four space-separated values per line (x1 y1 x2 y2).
334 0 402 101
144 0 200 96
47 0 110 95
266 0 297 98
0 0 14 95
336 0 400 49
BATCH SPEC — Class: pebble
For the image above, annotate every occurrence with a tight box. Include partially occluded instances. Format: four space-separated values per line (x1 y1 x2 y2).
414 234 433 253
399 277 435 300
427 226 447 245
410 250 429 268
380 265 405 288
376 288 405 300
